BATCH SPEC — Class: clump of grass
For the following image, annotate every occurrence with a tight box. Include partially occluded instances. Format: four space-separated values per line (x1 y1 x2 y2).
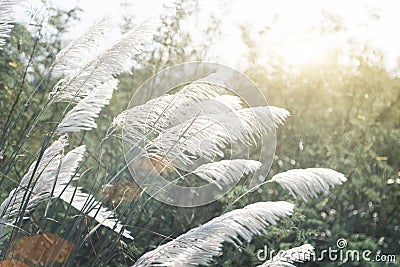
0 6 347 267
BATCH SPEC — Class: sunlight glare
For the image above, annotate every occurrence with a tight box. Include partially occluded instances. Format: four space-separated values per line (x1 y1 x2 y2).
284 38 329 67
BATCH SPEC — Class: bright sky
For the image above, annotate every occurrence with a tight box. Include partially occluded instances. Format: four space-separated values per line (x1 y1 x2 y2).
18 0 400 74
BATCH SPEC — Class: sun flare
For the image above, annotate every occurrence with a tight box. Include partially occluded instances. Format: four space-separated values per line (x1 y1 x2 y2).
283 38 331 67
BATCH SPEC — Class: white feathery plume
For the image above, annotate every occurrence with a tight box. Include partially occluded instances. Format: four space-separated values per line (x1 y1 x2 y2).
57 78 119 133
0 137 71 242
56 185 133 240
258 244 315 267
39 144 133 239
145 106 290 164
169 95 243 126
0 136 69 220
51 23 150 101
52 17 113 75
145 115 228 164
115 94 181 144
112 72 236 138
269 168 347 201
0 138 132 241
133 201 294 267
192 159 262 189
202 106 289 147
197 71 233 88
232 106 290 144
0 217 7 242
114 83 234 144
178 81 223 100
46 145 132 239
0 0 18 49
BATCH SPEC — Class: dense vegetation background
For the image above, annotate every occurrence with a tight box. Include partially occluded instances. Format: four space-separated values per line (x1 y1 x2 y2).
0 1 399 266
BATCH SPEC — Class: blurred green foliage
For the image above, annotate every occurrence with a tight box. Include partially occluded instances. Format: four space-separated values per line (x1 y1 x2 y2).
240 41 400 266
